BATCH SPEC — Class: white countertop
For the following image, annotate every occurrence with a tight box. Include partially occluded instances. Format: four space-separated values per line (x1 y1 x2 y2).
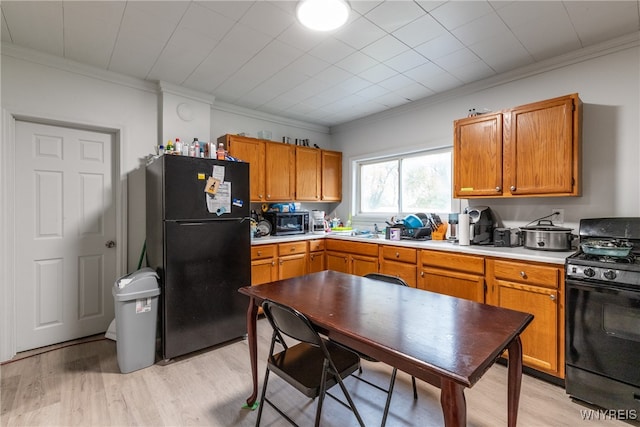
251 232 574 265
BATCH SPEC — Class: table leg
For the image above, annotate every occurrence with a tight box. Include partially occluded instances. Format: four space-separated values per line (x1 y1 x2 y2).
244 297 259 407
440 379 466 427
507 335 523 427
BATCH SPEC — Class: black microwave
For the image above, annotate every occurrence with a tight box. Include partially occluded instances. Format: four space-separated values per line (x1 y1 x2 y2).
263 211 309 236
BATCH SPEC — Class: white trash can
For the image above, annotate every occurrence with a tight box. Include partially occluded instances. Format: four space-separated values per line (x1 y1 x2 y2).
112 267 160 373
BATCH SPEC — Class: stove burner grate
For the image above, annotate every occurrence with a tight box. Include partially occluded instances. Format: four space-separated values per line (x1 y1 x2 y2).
582 253 636 264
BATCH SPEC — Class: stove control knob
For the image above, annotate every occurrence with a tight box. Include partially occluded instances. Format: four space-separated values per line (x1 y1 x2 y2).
604 270 617 280
583 268 596 277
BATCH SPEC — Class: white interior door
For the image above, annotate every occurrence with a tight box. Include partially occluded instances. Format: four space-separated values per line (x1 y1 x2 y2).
14 121 117 351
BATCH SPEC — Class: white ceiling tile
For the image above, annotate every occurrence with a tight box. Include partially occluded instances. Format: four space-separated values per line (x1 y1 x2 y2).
508 11 582 60
2 1 63 55
336 51 378 75
239 1 295 38
385 49 429 73
147 38 212 84
314 65 352 84
179 3 235 42
361 35 410 62
389 82 435 102
349 1 384 16
121 1 187 41
283 54 330 78
447 59 495 83
414 33 465 60
432 48 480 71
335 75 375 95
429 0 494 30
356 84 390 100
195 0 253 21
375 91 412 108
564 1 640 47
109 29 166 79
63 2 124 68
469 33 533 73
414 1 447 13
277 23 329 52
359 63 398 84
377 73 418 91
308 38 356 63
451 12 511 46
2 13 11 42
364 0 426 33
333 16 387 50
392 13 448 48
497 1 565 29
421 71 463 92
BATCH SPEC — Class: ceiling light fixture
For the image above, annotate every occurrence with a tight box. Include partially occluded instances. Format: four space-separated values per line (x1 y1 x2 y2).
296 0 350 32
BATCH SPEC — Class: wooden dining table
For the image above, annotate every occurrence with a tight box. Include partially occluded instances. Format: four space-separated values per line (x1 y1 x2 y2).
239 270 533 427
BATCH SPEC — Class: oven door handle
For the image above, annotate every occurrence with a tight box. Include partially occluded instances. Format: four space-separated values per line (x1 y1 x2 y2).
567 279 640 300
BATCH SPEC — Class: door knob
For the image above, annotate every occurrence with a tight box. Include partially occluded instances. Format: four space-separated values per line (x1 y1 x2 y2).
105 240 116 248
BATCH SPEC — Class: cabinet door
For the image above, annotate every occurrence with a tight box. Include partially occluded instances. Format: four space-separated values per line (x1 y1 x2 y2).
379 260 417 287
418 267 485 303
296 146 321 201
279 254 307 279
351 255 378 277
326 251 350 274
453 113 503 197
225 135 266 202
308 251 325 273
265 141 295 201
321 150 342 201
503 94 580 196
251 258 277 285
494 280 558 374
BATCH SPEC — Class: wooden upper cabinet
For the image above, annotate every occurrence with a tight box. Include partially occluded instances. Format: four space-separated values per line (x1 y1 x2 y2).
504 94 581 196
220 134 266 202
454 112 503 197
265 141 295 201
321 150 342 201
453 93 581 198
295 146 321 201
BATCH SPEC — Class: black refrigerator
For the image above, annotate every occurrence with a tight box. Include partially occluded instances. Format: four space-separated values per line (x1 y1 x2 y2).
146 155 250 360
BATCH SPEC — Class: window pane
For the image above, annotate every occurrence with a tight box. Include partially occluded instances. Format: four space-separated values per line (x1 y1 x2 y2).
360 160 398 213
401 151 451 212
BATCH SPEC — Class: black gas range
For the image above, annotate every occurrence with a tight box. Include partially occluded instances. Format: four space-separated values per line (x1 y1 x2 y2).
565 218 640 420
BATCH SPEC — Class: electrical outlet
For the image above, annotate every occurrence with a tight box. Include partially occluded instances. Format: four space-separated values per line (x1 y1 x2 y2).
552 208 565 225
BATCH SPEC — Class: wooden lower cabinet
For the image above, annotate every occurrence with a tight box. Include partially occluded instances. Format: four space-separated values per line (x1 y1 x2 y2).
486 258 564 378
417 250 485 303
308 239 325 273
378 245 417 287
278 241 307 280
325 239 378 276
251 244 277 285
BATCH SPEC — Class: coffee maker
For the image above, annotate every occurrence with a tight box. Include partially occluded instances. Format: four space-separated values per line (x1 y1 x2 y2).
464 206 496 245
310 210 328 234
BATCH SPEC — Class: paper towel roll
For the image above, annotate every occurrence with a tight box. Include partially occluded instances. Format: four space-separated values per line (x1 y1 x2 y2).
458 213 470 246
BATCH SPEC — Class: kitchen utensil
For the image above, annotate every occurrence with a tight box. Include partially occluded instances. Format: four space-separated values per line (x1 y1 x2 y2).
402 214 423 229
520 220 574 251
256 220 272 237
581 240 633 257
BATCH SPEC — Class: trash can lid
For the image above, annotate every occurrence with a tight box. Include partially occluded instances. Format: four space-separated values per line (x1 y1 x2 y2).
114 267 159 295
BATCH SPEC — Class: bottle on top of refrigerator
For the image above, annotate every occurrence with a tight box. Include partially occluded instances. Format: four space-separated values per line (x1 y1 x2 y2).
166 139 174 153
174 138 183 155
192 138 200 157
216 143 226 160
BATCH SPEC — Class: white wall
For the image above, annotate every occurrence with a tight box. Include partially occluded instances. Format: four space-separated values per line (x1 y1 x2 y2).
330 36 640 233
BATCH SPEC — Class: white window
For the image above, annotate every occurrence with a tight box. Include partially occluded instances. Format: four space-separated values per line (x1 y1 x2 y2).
356 148 454 217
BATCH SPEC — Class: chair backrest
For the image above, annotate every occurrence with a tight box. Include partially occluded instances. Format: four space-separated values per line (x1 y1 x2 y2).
364 272 409 287
262 300 323 347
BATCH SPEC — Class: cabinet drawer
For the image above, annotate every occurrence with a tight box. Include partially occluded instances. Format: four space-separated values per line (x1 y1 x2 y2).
309 239 325 252
379 260 417 287
251 244 276 260
279 241 307 256
421 250 484 275
492 259 559 288
380 245 417 263
325 239 378 257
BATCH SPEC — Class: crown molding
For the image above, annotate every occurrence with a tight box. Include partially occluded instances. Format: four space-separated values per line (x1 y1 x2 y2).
330 31 640 134
1 42 158 94
157 81 215 105
212 100 330 134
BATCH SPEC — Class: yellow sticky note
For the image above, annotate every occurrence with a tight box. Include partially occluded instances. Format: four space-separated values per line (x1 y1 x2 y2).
197 173 205 180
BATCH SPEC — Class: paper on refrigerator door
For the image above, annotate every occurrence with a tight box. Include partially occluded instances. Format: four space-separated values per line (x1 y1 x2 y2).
206 164 231 215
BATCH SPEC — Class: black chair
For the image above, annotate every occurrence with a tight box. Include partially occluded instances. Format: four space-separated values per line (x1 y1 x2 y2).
256 299 365 427
351 273 419 426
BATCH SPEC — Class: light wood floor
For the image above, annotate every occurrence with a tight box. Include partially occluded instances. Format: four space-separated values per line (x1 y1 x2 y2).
1 317 630 427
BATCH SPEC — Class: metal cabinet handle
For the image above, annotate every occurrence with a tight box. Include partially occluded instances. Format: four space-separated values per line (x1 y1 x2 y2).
290 247 296 252
257 251 262 256
259 194 263 199
420 271 424 277
395 252 400 258
510 185 516 191
520 271 526 278
550 294 556 301
496 186 501 192
105 240 116 248
271 261 275 266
